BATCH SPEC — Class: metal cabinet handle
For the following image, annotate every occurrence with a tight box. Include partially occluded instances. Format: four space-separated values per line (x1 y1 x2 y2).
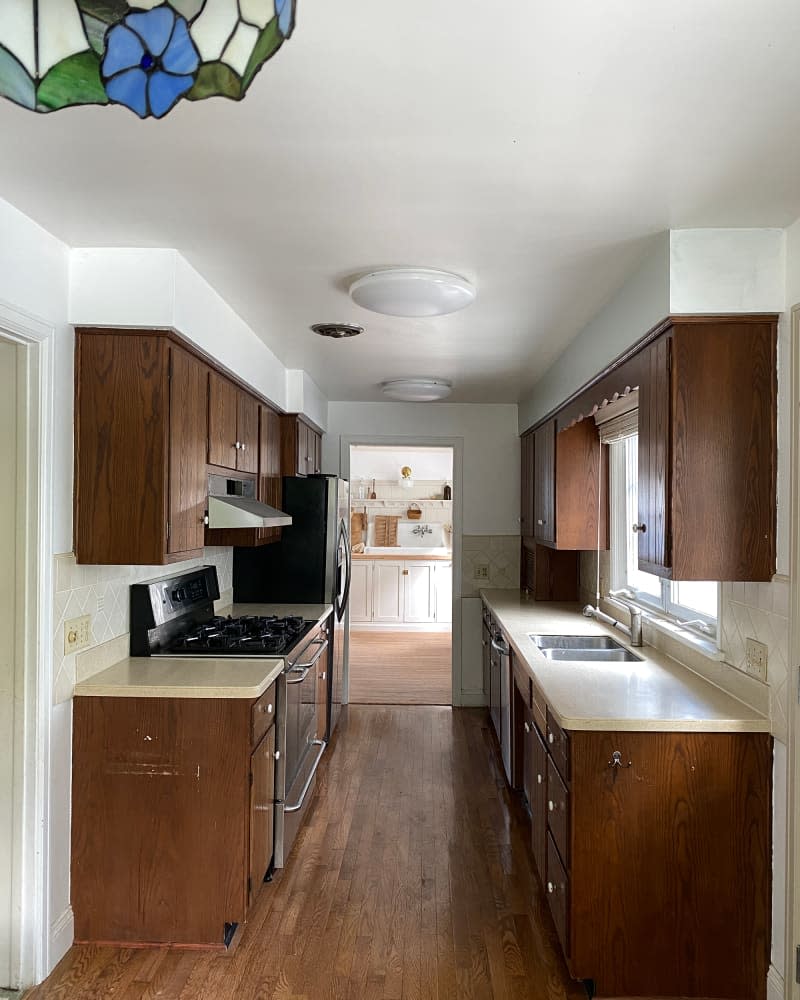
632 522 646 533
291 638 329 670
537 518 545 525
523 722 530 733
547 881 555 894
235 441 241 450
273 750 280 760
537 773 542 784
548 732 555 745
490 636 510 655
320 671 326 681
286 665 312 685
548 800 554 812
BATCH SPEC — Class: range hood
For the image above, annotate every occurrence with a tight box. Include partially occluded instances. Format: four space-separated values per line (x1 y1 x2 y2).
207 495 293 530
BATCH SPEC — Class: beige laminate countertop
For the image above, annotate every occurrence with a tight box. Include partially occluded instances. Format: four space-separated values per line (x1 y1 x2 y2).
73 603 333 699
480 589 769 734
351 552 452 561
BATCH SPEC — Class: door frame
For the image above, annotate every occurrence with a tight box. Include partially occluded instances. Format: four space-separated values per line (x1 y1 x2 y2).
788 303 800 1000
0 301 55 987
340 435 463 706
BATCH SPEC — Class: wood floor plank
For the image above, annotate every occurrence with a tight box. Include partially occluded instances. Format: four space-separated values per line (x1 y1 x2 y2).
348 632 452 705
25 707 588 1000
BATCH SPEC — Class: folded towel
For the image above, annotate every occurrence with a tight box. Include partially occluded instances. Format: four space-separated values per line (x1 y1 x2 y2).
350 511 367 545
351 541 365 553
374 515 399 547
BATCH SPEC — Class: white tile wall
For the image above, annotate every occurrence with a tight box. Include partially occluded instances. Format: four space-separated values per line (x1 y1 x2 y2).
462 535 520 598
52 548 233 704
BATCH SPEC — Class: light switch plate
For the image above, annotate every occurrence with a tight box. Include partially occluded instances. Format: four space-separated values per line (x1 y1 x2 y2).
474 564 490 581
64 614 92 655
745 637 768 682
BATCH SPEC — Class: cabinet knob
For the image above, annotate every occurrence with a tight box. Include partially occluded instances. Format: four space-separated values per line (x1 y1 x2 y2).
273 750 281 760
548 800 554 812
632 522 646 533
537 518 545 526
537 773 542 784
547 881 555 894
235 441 241 450
241 443 246 451
548 732 554 744
523 722 530 733
320 671 326 680
608 750 632 768
261 702 273 714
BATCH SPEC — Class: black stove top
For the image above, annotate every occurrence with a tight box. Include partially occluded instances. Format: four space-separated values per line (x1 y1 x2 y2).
162 614 312 656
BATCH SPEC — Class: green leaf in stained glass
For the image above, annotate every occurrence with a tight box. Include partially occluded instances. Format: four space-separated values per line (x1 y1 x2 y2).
37 50 108 110
76 0 129 25
0 45 36 110
187 62 242 102
81 13 108 55
241 17 283 92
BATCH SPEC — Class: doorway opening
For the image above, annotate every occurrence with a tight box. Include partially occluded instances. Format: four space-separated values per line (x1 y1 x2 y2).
348 444 453 705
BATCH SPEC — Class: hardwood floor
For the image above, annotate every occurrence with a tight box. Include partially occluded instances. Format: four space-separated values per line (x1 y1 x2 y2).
25 707 586 1000
348 631 452 705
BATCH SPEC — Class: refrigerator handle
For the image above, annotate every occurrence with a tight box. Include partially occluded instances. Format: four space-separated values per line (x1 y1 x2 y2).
336 518 352 620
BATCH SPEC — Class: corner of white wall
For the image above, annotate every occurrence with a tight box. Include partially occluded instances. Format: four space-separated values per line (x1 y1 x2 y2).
669 228 786 314
285 369 329 432
68 247 178 327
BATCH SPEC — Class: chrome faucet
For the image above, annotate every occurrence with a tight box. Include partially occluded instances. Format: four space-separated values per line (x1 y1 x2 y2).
582 603 643 647
412 524 432 537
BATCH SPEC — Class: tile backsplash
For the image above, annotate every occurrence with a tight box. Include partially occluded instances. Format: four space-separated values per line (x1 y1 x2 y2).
462 535 520 598
53 548 233 704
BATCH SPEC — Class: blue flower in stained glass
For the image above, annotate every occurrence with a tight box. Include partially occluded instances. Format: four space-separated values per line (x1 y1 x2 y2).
101 5 200 119
275 0 296 38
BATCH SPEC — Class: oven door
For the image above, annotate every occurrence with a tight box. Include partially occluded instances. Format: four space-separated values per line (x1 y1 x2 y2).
284 634 328 791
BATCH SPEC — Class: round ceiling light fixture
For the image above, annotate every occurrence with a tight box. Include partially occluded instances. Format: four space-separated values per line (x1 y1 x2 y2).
311 322 364 339
349 268 476 317
380 378 453 402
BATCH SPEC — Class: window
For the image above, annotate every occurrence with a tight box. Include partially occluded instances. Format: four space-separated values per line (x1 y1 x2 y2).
609 435 719 637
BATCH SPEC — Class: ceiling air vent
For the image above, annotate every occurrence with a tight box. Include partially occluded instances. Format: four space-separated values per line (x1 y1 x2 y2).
311 323 363 339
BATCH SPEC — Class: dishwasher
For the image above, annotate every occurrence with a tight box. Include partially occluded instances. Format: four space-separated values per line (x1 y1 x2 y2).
489 627 512 785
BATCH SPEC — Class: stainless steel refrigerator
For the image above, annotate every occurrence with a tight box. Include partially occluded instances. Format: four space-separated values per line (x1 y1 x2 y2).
232 474 351 738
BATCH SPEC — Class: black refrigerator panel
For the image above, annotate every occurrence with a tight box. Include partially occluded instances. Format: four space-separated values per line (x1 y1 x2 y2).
233 476 338 605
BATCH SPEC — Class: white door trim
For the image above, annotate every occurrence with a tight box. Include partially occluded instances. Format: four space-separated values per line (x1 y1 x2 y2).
340 435 463 705
0 301 56 987
787 304 800 1000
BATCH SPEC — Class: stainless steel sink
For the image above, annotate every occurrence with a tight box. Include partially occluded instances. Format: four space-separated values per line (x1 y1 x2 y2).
529 634 643 663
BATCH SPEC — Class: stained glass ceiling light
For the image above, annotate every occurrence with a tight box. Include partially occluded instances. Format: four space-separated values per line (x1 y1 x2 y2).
0 0 296 119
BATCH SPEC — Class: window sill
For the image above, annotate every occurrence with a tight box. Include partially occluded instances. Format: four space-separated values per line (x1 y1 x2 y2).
604 597 724 662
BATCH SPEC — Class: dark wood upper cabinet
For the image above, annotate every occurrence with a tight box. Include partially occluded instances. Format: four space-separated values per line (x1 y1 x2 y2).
520 430 535 538
208 371 260 473
532 418 608 550
74 329 207 566
638 317 777 580
281 414 322 477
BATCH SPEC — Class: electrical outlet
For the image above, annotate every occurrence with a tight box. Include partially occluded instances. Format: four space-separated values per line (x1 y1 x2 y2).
745 637 768 682
474 564 490 581
64 614 92 655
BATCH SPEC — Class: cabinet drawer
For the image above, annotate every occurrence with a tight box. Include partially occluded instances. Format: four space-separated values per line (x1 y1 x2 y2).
251 682 277 748
546 833 570 958
513 657 531 707
546 708 570 782
547 754 569 868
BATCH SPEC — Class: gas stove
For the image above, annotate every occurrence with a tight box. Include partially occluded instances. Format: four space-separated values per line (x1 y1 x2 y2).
129 565 314 658
164 614 311 656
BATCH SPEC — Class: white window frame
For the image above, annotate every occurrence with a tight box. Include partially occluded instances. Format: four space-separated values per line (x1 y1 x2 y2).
608 435 720 642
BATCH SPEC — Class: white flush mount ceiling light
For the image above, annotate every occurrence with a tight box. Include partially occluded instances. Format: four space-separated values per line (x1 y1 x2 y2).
349 268 476 317
381 379 453 402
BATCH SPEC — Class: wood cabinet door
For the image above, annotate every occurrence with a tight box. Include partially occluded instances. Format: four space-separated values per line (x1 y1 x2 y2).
258 406 282 544
208 371 239 469
168 347 208 556
372 562 404 622
249 725 275 908
314 430 322 475
349 561 372 622
531 722 548 882
637 337 671 575
236 391 259 473
522 705 535 810
533 420 555 545
520 431 535 537
316 645 330 740
554 420 608 550
295 420 309 476
404 563 436 622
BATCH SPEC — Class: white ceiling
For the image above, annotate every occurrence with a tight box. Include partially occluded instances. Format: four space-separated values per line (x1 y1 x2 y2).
1 0 800 403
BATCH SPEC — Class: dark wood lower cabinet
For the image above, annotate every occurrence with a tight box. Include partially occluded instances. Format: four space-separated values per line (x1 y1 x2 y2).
512 667 772 999
72 688 277 948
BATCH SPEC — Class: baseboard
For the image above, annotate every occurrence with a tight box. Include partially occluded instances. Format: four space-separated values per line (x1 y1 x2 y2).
460 691 487 707
767 963 785 1000
49 906 73 973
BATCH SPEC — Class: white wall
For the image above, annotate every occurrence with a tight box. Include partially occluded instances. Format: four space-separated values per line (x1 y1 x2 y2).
324 402 520 535
351 445 453 483
285 369 328 432
518 232 670 432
